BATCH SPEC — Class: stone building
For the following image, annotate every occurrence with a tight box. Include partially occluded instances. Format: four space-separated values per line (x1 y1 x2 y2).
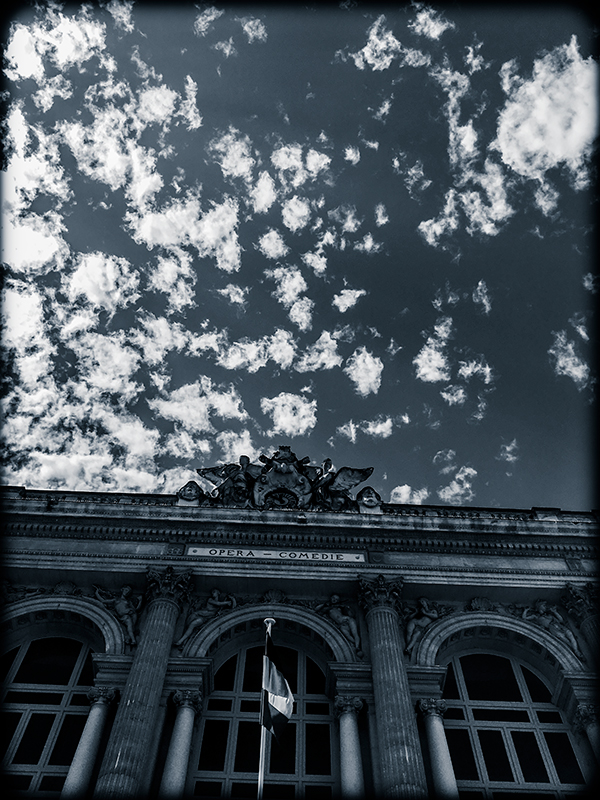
1 446 598 799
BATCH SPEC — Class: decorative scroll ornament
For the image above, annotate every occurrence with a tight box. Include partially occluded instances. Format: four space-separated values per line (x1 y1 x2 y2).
334 696 363 718
417 698 447 717
573 703 600 732
146 566 192 607
175 589 236 647
359 574 404 612
173 689 203 713
94 584 143 645
87 687 117 706
194 445 373 512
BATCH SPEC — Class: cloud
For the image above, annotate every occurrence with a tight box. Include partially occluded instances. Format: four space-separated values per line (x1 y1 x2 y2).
344 146 361 165
250 172 277 213
295 331 343 372
472 280 492 314
413 316 452 383
147 250 197 314
457 357 493 385
361 417 393 438
3 212 70 275
390 485 430 504
408 4 456 40
497 439 519 463
354 233 383 254
260 392 317 437
148 378 248 434
216 429 261 462
218 283 250 307
213 328 297 373
257 229 290 260
301 251 328 276
583 273 598 293
492 36 598 191
129 314 188 367
418 190 460 247
194 7 224 37
350 15 403 71
375 203 389 226
440 385 467 406
107 1 135 34
282 196 311 232
332 289 367 313
344 346 384 396
208 127 255 184
569 313 589 341
548 331 590 390
266 266 314 331
437 465 477 504
213 38 237 59
64 252 140 316
236 16 267 44
433 448 457 474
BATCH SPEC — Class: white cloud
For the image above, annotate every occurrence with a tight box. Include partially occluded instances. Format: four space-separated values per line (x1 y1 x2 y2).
64 252 140 316
236 16 267 43
350 15 403 71
492 36 598 190
433 448 457 474
148 378 248 434
266 265 307 307
354 233 383 254
213 38 237 59
250 172 277 213
281 196 311 232
548 331 590 390
390 485 430 504
408 5 456 40
208 127 255 183
332 289 367 313
288 297 315 332
457 357 493 385
569 313 589 341
107 1 135 34
218 283 249 307
440 385 467 406
418 189 460 247
583 273 598 293
301 251 328 276
194 7 224 37
271 144 308 188
344 347 384 396
437 465 477 504
216 429 261 462
215 329 296 373
375 203 389 226
137 85 178 126
472 280 492 314
3 212 70 275
257 229 289 260
129 314 188 367
362 417 393 438
344 146 361 165
147 250 196 314
295 331 343 372
336 420 358 444
497 439 519 463
413 317 452 383
329 205 361 233
260 392 317 437
305 149 332 177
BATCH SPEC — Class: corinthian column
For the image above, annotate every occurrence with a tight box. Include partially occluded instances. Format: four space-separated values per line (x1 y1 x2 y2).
573 703 600 763
94 568 191 798
334 696 365 798
563 583 599 662
359 575 428 799
61 687 116 799
417 699 458 799
159 690 202 798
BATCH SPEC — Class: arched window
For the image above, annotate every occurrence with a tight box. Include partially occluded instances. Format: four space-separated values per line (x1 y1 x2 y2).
1 636 96 796
188 642 337 798
441 652 590 798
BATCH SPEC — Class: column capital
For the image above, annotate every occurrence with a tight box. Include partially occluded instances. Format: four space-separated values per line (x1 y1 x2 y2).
87 687 117 706
573 703 600 731
334 695 363 718
359 574 403 613
563 582 598 625
173 689 202 714
146 566 192 608
418 698 447 718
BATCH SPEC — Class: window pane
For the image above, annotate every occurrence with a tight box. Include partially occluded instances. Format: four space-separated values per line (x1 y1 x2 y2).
14 639 82 685
234 721 260 772
242 647 263 694
521 667 552 703
0 647 19 684
76 648 95 686
231 783 258 798
445 729 479 781
39 775 67 791
306 702 329 715
305 723 331 775
304 787 332 799
543 732 585 784
194 781 222 797
473 709 529 722
207 699 232 712
240 700 260 713
536 711 562 724
264 784 294 798
1 711 22 759
477 730 514 782
305 657 325 695
49 713 87 765
443 707 464 720
511 731 549 782
442 662 460 700
198 720 230 771
214 656 237 692
460 655 522 702
273 648 297 695
269 722 296 774
12 712 55 764
5 691 63 705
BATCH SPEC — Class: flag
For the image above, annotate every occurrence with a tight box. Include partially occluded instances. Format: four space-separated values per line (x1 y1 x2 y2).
260 630 294 740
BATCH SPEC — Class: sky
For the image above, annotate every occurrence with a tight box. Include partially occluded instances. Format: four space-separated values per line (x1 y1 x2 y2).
1 1 598 511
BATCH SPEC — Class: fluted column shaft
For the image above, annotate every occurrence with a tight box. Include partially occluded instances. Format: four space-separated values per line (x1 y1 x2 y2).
94 596 181 798
335 696 365 798
61 688 116 799
159 690 202 799
360 576 427 799
418 699 458 799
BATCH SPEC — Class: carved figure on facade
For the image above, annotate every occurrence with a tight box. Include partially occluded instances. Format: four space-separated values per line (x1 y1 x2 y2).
465 597 518 616
316 594 362 655
0 581 47 605
356 486 383 515
94 584 142 645
176 481 209 506
402 597 447 655
522 599 584 658
175 588 236 647
195 446 373 511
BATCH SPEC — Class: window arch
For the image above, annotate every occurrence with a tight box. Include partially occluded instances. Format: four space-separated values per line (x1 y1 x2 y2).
188 638 338 798
440 652 591 798
1 636 97 796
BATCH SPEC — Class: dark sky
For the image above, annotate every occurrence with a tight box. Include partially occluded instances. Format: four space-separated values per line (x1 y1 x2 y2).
1 2 598 510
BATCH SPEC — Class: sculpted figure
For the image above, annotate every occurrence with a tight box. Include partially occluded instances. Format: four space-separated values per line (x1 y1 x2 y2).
522 599 583 656
197 456 262 507
312 462 374 512
177 481 206 505
175 589 236 647
356 485 383 514
316 594 361 652
94 585 142 645
404 597 439 654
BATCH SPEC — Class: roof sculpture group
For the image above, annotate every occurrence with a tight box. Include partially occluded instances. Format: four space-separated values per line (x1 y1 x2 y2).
177 445 378 512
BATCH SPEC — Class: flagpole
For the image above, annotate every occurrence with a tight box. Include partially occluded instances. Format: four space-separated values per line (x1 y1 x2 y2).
258 618 275 800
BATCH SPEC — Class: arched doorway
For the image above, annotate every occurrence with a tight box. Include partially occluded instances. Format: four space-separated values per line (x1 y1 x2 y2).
187 620 340 798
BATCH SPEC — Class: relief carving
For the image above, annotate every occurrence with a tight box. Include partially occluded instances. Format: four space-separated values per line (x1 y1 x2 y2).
94 584 143 645
175 588 236 647
402 597 451 655
522 599 584 658
316 594 362 656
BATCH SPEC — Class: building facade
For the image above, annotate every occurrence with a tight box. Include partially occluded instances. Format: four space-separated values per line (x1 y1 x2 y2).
1 447 598 799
